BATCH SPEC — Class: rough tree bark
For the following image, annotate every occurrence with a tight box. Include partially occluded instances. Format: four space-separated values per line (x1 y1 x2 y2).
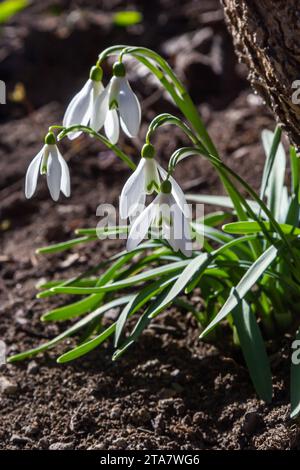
221 0 300 149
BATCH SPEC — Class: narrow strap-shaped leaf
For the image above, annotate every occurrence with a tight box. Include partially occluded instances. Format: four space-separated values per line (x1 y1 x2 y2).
52 260 189 294
36 236 97 254
42 253 136 321
7 295 133 362
193 222 233 244
233 300 272 403
114 276 177 347
57 280 176 363
41 294 103 322
290 329 300 418
75 226 128 237
186 194 260 214
223 221 300 236
265 132 286 220
57 323 116 363
260 127 282 203
149 235 261 317
113 282 176 360
200 245 279 337
148 252 209 319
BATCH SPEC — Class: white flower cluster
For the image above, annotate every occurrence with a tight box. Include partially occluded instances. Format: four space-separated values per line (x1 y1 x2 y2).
25 62 192 255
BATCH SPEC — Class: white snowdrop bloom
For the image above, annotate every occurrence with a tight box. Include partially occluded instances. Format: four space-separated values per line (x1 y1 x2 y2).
119 144 160 220
25 133 70 202
63 65 103 140
120 144 190 221
127 180 192 257
91 62 141 144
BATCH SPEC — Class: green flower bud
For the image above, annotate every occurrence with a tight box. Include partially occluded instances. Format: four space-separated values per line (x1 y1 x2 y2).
89 65 103 82
160 180 172 194
141 143 155 159
44 132 56 145
113 61 126 77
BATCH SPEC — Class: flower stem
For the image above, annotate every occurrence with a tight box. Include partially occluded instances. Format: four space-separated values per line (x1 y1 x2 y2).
57 125 136 171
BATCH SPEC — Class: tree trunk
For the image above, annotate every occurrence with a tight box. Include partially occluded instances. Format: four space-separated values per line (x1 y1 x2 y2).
221 0 300 149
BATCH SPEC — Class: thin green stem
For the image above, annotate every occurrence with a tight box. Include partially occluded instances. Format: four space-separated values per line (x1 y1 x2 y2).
57 125 136 170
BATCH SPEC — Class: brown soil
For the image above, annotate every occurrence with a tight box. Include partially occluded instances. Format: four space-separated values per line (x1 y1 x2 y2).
0 0 298 450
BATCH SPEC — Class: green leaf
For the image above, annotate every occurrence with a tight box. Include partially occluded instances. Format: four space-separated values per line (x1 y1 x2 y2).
113 283 175 360
186 194 260 213
7 296 132 362
75 226 128 237
286 147 300 225
0 0 28 23
41 294 102 322
193 222 233 244
37 278 98 290
260 127 282 198
200 245 279 337
233 300 272 403
57 323 116 363
52 260 189 294
37 278 98 299
223 221 300 236
37 236 97 254
185 235 258 293
290 146 299 195
290 329 300 418
112 10 142 27
200 211 230 227
261 127 285 220
148 253 209 319
114 276 176 347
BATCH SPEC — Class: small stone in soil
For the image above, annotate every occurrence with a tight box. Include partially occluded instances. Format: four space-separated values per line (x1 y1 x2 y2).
10 434 32 445
0 376 18 395
27 360 39 375
87 443 107 450
152 413 165 433
38 437 49 449
24 423 40 437
114 437 127 449
110 406 122 419
243 411 263 435
49 442 74 450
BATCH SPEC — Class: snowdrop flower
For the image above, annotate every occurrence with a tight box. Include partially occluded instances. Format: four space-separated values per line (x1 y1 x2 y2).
120 144 160 219
25 132 70 202
91 61 141 144
127 180 192 257
120 144 190 220
63 65 103 140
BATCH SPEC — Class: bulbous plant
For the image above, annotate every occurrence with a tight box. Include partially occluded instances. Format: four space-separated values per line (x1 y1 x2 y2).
9 45 300 418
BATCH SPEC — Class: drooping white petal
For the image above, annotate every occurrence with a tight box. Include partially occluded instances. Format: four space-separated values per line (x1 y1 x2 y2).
170 197 192 257
25 146 45 199
120 159 146 219
108 76 121 107
127 199 157 251
157 193 173 227
104 109 119 144
63 79 94 140
92 80 104 103
158 165 190 217
47 145 62 201
129 192 146 224
144 159 160 194
56 147 71 197
118 78 141 138
90 85 109 132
